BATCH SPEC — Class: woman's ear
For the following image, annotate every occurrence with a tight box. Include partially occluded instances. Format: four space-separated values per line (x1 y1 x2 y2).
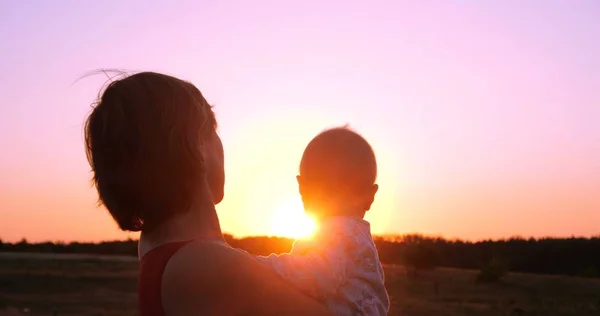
205 134 225 205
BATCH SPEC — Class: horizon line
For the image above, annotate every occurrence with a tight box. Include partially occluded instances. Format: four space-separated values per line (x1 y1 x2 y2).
2 232 599 245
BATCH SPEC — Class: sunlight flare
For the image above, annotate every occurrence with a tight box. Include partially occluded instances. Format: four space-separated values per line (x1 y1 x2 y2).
270 197 317 239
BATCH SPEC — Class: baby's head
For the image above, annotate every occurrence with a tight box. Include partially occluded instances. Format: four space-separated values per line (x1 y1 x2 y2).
297 126 378 220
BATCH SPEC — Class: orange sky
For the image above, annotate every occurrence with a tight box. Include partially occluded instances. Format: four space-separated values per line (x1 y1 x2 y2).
0 1 599 242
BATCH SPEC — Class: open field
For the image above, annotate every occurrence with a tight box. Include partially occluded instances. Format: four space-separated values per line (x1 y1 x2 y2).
1 252 599 316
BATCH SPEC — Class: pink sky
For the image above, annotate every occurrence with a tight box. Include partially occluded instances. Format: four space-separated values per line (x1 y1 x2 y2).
0 0 598 242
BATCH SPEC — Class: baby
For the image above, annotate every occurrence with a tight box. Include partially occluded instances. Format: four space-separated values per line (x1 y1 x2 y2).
256 126 390 316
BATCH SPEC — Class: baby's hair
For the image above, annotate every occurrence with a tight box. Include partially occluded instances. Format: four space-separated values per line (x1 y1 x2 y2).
299 125 377 196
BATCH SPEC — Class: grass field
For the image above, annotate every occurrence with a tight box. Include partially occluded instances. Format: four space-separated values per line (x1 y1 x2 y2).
1 252 599 316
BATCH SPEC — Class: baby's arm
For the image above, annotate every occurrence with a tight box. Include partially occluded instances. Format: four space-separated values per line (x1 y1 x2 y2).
255 230 355 299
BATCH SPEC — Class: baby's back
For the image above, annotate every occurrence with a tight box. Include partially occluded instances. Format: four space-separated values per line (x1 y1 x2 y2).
324 219 389 315
257 217 389 316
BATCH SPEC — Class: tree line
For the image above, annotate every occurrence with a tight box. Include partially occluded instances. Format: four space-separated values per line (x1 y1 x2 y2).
1 234 598 278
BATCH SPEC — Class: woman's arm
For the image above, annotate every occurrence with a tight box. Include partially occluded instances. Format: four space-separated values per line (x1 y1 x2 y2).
162 241 333 316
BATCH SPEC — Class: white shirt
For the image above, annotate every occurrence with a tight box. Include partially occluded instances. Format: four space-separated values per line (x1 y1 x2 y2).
256 216 390 316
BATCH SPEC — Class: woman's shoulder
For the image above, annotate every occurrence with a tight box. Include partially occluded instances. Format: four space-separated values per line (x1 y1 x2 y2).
160 240 255 315
164 240 253 288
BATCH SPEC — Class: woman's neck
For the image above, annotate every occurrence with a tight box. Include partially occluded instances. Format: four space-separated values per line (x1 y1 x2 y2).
138 199 224 257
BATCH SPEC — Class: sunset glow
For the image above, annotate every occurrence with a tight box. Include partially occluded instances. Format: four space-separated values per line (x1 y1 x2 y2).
0 1 599 243
270 198 317 239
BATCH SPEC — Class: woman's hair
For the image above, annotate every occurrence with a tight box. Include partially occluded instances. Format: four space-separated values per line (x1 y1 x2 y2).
84 72 217 232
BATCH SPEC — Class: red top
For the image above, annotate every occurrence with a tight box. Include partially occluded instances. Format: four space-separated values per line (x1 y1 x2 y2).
138 241 192 316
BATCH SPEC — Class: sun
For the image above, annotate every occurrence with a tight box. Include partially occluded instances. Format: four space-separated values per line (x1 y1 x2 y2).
270 197 317 239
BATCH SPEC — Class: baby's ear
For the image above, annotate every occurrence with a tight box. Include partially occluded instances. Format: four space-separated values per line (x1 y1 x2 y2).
364 184 379 211
296 175 305 195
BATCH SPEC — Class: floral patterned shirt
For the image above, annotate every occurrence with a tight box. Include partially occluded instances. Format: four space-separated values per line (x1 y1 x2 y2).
256 216 390 316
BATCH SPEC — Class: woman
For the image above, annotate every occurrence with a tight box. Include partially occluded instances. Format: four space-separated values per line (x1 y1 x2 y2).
84 72 332 316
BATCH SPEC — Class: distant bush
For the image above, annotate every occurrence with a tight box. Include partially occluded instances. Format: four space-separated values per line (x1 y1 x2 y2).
1 235 600 279
477 258 508 283
403 243 438 275
579 266 598 278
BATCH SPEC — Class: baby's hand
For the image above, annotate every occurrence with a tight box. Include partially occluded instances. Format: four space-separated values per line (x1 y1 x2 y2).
289 239 315 256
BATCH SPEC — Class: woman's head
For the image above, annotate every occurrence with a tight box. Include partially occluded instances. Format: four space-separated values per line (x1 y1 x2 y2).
84 72 224 232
